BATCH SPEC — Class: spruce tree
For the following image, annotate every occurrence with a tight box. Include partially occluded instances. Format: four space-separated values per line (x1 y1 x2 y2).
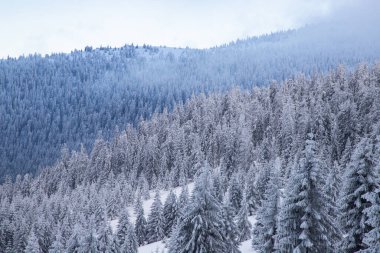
121 223 138 253
222 198 241 253
25 230 41 253
236 193 252 242
146 189 165 243
134 196 147 246
252 166 281 253
66 224 82 253
275 134 339 252
116 209 132 247
97 224 113 252
162 190 178 237
177 186 189 216
49 230 65 253
168 166 241 253
339 137 380 252
228 173 243 214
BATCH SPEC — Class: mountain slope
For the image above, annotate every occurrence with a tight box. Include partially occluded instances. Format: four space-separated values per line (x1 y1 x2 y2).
1 13 380 179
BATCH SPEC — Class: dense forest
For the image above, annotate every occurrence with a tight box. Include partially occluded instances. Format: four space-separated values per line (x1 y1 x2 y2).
1 17 380 179
0 64 379 252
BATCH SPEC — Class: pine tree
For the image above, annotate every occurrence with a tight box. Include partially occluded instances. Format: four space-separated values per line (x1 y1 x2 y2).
146 189 165 243
236 193 252 242
134 197 147 246
252 166 281 253
275 134 339 252
339 137 380 252
162 190 178 237
25 230 41 253
168 166 241 253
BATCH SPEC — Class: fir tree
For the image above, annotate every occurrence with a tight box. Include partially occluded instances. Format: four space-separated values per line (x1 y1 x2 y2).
116 209 132 247
121 223 138 253
162 190 178 237
275 134 339 252
228 172 243 214
177 186 189 216
97 224 113 253
236 193 252 242
25 230 41 253
146 189 165 243
339 137 380 252
49 230 65 253
222 198 241 253
168 166 241 253
134 196 147 246
252 166 281 253
66 224 82 253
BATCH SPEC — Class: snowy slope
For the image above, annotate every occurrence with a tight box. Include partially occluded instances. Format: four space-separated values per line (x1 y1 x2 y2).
109 183 256 253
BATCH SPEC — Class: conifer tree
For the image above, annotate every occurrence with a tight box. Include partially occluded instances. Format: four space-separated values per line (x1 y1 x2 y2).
134 196 147 246
236 193 252 242
275 134 339 252
252 166 281 253
146 189 165 243
49 230 65 253
222 197 241 253
339 137 380 252
162 190 178 237
116 209 132 247
66 224 82 253
177 185 189 217
228 173 243 214
25 230 41 253
168 166 240 253
97 224 113 252
121 223 138 253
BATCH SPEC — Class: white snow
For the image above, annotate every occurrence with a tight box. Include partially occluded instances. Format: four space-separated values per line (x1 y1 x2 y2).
109 183 194 231
138 240 166 253
110 182 257 253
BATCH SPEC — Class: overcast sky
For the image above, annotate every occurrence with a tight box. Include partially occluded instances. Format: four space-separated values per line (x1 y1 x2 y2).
0 0 361 58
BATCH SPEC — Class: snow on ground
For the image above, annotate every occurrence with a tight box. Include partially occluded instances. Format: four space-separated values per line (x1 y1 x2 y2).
109 183 195 232
138 240 166 253
137 215 257 253
110 182 257 253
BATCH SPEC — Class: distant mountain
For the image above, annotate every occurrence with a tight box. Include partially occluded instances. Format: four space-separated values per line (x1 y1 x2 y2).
1 14 380 180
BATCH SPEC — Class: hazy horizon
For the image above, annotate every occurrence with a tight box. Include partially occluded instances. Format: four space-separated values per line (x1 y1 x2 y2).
1 0 370 58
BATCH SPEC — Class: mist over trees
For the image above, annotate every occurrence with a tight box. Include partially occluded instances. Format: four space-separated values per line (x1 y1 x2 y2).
1 17 380 180
0 63 379 252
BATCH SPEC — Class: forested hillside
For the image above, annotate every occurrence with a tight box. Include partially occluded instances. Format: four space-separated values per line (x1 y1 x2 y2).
1 16 380 179
0 64 379 252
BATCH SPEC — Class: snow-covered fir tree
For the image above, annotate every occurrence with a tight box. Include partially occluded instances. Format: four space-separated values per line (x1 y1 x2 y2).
252 165 281 253
168 165 241 253
162 190 178 237
146 189 165 243
275 134 340 252
25 230 41 253
339 137 380 252
236 193 252 242
134 196 147 246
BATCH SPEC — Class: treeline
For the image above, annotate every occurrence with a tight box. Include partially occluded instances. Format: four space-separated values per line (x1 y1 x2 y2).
1 19 380 179
0 64 379 252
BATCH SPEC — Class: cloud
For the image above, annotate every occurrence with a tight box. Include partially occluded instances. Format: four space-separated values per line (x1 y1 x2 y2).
0 0 377 58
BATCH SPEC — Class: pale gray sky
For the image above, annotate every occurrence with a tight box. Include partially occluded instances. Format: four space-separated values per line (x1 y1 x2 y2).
0 0 359 58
